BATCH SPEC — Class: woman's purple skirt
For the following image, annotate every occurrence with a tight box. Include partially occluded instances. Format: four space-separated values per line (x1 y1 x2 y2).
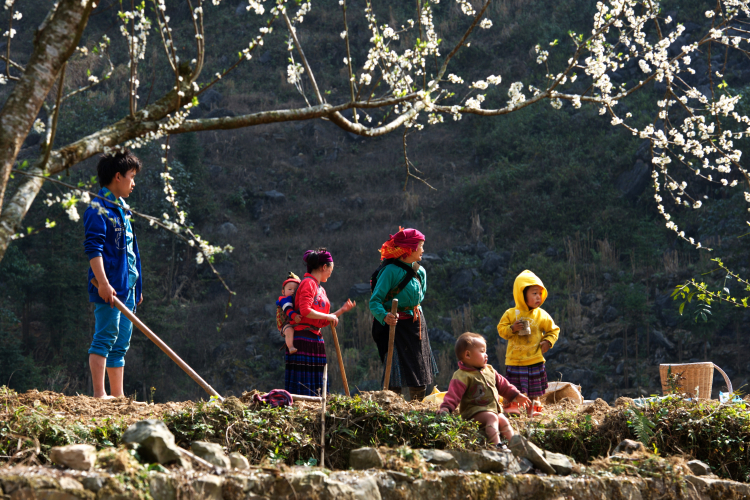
505 362 548 398
285 329 328 396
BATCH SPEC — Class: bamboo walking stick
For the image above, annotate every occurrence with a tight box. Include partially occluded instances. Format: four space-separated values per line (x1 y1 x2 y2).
382 299 398 391
329 324 350 397
320 364 328 468
91 279 223 401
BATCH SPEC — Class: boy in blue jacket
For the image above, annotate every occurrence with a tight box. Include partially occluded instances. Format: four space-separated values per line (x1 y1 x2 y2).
83 149 143 399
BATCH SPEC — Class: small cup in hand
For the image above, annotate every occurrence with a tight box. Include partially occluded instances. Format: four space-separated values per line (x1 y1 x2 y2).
519 319 531 336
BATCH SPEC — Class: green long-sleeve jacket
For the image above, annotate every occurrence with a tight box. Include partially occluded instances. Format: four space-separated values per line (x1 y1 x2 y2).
369 262 427 325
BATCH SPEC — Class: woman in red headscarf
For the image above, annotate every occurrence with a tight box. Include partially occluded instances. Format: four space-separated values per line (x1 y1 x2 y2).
369 228 438 401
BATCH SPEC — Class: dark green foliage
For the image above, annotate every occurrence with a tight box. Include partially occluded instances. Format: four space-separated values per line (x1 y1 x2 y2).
625 407 656 446
0 314 42 392
533 397 750 482
0 389 481 470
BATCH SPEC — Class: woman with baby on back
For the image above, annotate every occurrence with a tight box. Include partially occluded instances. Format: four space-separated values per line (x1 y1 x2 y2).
284 248 355 397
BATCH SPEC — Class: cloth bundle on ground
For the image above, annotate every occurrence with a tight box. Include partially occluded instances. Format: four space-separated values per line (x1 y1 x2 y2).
253 389 293 407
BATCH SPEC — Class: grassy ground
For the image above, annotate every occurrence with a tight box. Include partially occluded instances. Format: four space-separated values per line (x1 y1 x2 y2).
2 387 750 482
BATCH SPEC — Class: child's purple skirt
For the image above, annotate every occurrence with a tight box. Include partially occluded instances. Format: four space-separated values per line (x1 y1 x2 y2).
505 362 548 399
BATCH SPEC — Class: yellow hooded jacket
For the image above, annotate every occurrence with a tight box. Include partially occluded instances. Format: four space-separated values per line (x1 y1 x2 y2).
497 270 560 367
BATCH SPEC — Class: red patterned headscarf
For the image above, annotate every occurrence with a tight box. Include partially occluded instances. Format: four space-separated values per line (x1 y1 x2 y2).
379 227 425 260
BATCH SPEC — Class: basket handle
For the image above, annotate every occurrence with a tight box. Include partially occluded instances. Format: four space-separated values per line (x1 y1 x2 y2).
713 363 733 395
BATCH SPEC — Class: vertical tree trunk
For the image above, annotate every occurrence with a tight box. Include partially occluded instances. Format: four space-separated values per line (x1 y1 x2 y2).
635 324 639 393
623 327 629 389
0 0 94 216
22 300 31 353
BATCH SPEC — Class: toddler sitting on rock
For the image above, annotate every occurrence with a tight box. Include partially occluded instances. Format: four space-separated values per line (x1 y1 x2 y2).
437 332 531 448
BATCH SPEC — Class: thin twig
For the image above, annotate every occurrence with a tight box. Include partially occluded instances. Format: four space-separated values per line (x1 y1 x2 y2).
341 0 357 124
129 0 136 118
320 364 328 468
10 170 234 296
284 12 324 105
41 62 67 171
6 1 15 81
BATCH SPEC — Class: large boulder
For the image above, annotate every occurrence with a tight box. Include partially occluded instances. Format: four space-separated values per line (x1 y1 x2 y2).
509 435 556 474
481 252 505 274
348 283 371 299
420 253 443 265
428 329 455 343
651 329 676 350
121 420 181 464
603 306 619 323
191 441 231 468
612 439 647 456
349 447 384 469
81 475 105 492
687 459 712 476
218 222 238 237
654 293 681 327
149 472 176 500
50 444 96 471
565 368 597 387
192 475 223 500
544 451 573 475
417 449 459 469
264 190 286 202
229 452 250 470
323 220 344 232
267 328 286 346
607 338 624 356
198 88 223 110
444 449 521 473
450 269 475 289
617 160 651 199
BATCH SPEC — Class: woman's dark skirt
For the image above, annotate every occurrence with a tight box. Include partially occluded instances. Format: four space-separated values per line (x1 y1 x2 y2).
505 362 548 398
372 313 437 388
285 329 328 396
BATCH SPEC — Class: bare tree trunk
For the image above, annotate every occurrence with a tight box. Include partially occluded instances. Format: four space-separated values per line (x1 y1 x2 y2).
635 324 639 393
22 299 31 353
623 327 629 389
0 167 45 260
0 0 93 214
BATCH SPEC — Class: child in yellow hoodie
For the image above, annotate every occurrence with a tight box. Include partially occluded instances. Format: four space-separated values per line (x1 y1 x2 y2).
497 270 560 417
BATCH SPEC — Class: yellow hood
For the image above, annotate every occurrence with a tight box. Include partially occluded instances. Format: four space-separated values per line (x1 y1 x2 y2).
512 270 548 312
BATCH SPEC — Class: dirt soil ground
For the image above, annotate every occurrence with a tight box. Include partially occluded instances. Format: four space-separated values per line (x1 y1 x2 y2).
4 389 617 427
5 389 196 425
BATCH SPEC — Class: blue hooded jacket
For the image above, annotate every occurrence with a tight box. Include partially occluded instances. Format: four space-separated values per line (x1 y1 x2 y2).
83 188 142 304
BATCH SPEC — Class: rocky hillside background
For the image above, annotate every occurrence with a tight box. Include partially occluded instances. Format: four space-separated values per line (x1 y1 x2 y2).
1 0 749 403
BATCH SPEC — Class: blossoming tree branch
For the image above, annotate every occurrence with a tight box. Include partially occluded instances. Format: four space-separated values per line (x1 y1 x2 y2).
0 0 749 301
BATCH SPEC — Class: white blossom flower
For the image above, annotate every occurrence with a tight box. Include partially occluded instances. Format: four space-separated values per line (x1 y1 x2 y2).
287 62 304 84
32 119 45 134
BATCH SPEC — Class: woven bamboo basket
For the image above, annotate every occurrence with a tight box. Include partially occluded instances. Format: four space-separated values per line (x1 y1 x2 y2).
659 362 733 399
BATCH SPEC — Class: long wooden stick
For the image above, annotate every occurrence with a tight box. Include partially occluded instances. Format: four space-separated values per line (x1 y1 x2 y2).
329 324 350 397
91 279 223 401
320 364 328 468
291 394 323 402
382 299 398 391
